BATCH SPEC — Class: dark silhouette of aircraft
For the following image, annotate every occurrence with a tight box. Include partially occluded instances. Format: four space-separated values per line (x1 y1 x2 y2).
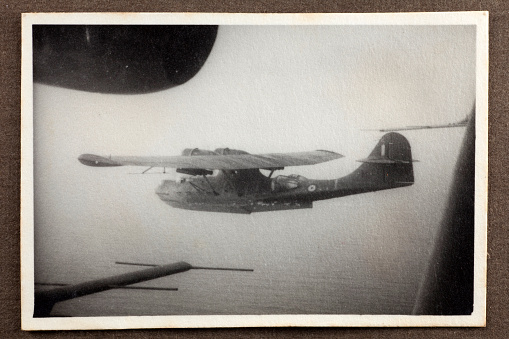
78 132 414 213
413 109 476 316
34 261 253 317
33 25 218 94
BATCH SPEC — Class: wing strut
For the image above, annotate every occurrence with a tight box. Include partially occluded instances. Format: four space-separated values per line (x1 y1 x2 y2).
142 166 153 174
202 175 219 196
189 182 210 194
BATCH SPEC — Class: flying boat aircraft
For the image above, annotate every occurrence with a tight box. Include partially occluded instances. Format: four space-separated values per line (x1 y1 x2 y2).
78 132 414 213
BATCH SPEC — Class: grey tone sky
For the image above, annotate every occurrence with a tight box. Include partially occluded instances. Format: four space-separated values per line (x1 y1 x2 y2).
33 24 475 316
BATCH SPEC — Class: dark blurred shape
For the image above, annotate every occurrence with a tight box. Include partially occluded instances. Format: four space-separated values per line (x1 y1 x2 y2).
33 25 218 94
34 261 253 317
413 108 475 315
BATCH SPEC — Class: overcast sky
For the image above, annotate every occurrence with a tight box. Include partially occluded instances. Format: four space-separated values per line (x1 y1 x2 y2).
35 25 475 155
32 24 476 316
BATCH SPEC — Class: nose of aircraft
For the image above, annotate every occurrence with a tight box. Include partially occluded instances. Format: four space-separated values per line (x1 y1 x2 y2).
155 180 176 201
155 181 168 196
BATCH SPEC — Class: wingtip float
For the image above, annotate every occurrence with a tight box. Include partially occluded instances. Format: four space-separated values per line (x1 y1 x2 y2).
78 154 122 167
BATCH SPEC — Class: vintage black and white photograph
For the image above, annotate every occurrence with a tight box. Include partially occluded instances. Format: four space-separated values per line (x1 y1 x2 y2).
21 12 488 329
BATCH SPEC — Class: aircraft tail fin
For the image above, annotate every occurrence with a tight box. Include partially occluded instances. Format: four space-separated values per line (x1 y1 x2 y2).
353 132 414 187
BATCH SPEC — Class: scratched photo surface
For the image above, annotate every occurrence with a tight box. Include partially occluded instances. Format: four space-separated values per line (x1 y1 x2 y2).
32 23 476 318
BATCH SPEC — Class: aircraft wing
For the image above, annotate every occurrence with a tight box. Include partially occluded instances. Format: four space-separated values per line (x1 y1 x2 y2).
78 150 343 170
35 261 253 317
368 117 469 132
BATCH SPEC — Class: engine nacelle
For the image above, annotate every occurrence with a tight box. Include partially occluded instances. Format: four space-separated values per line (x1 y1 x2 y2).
177 148 249 176
178 148 217 176
181 148 218 156
214 148 249 155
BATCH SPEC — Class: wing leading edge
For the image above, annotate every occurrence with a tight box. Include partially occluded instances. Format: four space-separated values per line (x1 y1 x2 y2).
366 116 469 132
78 150 343 170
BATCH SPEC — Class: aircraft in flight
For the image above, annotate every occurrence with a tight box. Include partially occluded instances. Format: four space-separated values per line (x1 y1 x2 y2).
78 132 414 214
368 116 469 132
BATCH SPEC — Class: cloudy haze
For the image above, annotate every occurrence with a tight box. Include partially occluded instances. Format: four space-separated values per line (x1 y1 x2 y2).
33 24 475 316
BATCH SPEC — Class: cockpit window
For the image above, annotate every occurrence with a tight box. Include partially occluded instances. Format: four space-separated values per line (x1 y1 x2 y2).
271 174 307 191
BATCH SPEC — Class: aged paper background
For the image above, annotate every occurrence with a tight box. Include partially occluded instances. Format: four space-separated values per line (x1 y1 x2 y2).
1 1 506 338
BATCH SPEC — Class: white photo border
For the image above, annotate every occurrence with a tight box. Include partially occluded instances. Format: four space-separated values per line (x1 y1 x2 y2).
21 11 488 330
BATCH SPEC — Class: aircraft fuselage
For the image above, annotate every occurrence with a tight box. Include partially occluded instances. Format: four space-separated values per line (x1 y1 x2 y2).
155 166 412 214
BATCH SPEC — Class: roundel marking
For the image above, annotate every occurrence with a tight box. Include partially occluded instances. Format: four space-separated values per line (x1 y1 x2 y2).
308 184 316 192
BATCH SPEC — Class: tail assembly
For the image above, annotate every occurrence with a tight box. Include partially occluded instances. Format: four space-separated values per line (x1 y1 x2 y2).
347 132 414 190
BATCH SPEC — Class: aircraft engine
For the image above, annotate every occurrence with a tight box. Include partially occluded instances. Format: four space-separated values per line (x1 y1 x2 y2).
181 148 219 156
177 148 217 176
214 148 249 155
